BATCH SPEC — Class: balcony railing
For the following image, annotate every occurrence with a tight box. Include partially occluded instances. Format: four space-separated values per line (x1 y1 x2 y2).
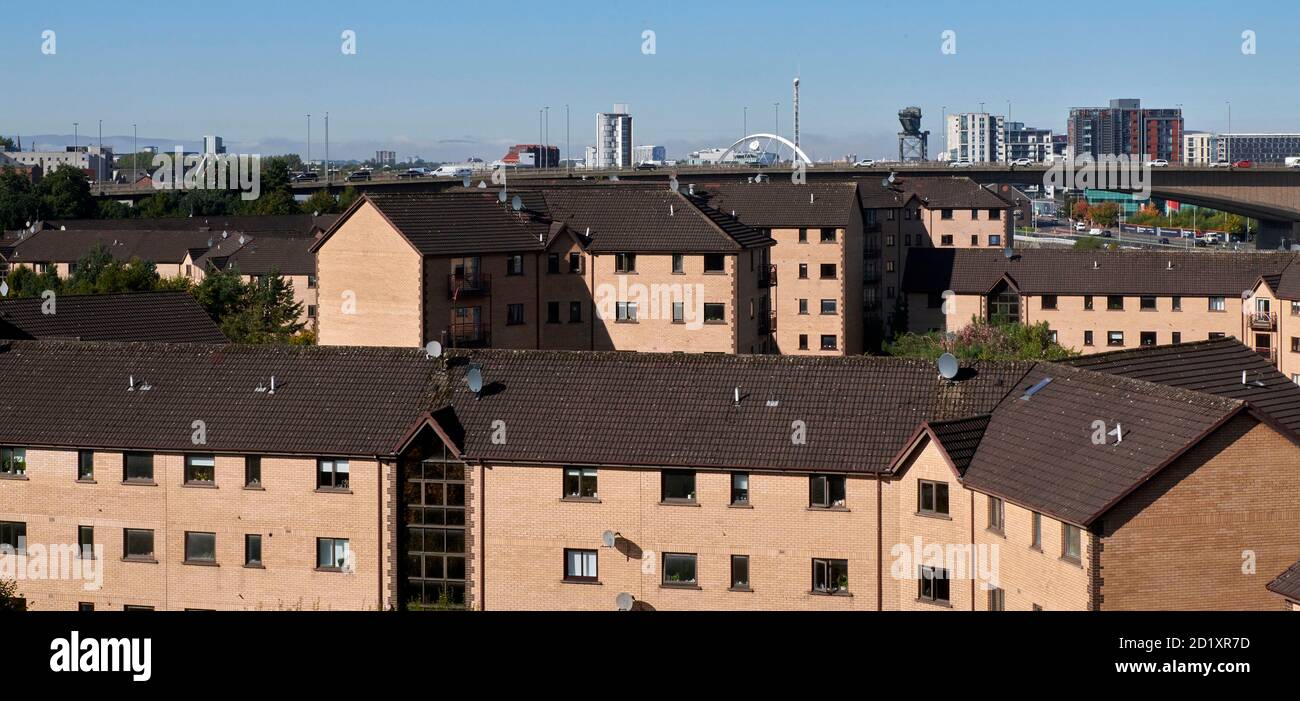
1254 346 1277 363
758 310 776 335
1249 311 1277 331
758 264 777 288
448 272 491 300
444 323 491 348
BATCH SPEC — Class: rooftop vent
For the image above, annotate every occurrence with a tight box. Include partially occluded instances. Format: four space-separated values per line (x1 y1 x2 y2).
1019 377 1052 400
810 192 815 204
669 204 674 216
1166 261 1174 270
765 399 779 407
1092 261 1099 270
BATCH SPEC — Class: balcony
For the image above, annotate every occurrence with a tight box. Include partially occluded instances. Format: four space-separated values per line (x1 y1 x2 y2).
864 269 882 284
758 264 777 288
443 323 491 348
448 272 491 300
758 310 776 335
1249 311 1277 331
1254 346 1277 364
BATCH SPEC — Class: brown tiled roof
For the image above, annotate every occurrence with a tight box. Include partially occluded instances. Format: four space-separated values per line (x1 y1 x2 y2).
0 340 444 456
335 192 551 257
200 236 315 276
926 415 991 474
896 177 1013 209
0 291 226 343
902 248 1295 296
7 228 215 265
1267 559 1300 603
1271 257 1300 299
44 214 337 238
693 182 860 228
857 182 908 209
1063 338 1300 437
442 350 1033 473
538 187 767 252
962 363 1244 526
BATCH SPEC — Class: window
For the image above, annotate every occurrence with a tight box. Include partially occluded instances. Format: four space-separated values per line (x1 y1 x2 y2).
819 263 836 279
970 209 980 220
1062 524 1081 562
123 605 154 611
662 553 698 586
184 455 215 485
798 228 808 243
1173 296 1182 311
1031 512 1042 550
615 302 638 322
569 301 583 323
970 234 979 246
1169 331 1181 344
546 301 560 324
798 334 809 350
1041 295 1058 310
563 467 597 500
77 526 94 559
405 459 468 604
730 555 750 590
1140 331 1157 346
0 521 26 554
703 303 725 323
988 289 1020 323
819 228 836 243
940 234 953 246
672 253 684 273
798 299 809 315
987 496 1004 533
989 234 1002 246
564 549 598 582
307 305 317 319
730 473 750 505
988 209 1002 220
1140 296 1156 311
78 603 94 612
1209 296 1226 311
317 458 350 490
809 474 846 509
918 566 950 603
1294 337 1300 353
885 234 895 246
615 253 636 273
547 253 561 274
812 558 849 594
918 480 949 516
244 455 261 488
507 303 525 325
1106 295 1124 311
988 587 1005 611
317 537 350 570
0 447 26 477
1209 332 1226 340
798 263 808 279
820 335 837 351
885 259 895 273
1107 331 1124 347
661 470 696 503
123 528 155 561
820 299 837 315
123 452 153 483
244 534 263 567
1083 295 1094 310
184 532 217 564
940 208 953 220
77 450 94 481
1083 330 1093 346
703 253 725 273
672 302 684 323
1293 300 1300 317
568 252 583 273
505 254 524 276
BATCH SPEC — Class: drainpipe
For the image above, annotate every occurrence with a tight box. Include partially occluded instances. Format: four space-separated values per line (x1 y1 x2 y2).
876 476 883 611
969 490 976 610
376 455 386 611
478 459 486 611
535 254 541 349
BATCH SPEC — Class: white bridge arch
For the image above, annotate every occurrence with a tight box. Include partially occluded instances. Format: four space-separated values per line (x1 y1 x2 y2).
718 133 814 166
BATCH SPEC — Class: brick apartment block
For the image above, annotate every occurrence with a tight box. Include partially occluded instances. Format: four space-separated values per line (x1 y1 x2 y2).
3 337 1298 611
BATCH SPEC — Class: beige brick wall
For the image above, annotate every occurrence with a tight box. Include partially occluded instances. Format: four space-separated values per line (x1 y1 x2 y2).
971 493 1092 611
317 202 423 347
0 448 391 611
769 227 850 354
1098 415 1300 610
478 464 879 610
589 252 740 353
920 207 1012 249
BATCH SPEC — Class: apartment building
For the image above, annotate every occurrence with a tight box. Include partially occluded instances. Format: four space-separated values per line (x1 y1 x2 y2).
693 181 864 355
1068 98 1183 162
4 340 1299 610
1246 257 1300 383
5 228 214 279
902 248 1293 352
0 290 225 342
313 188 775 354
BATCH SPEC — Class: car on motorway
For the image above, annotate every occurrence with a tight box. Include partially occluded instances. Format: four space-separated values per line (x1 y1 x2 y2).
634 162 659 170
1194 239 1208 247
1075 222 1087 231
852 159 875 168
1232 159 1252 168
1208 161 1232 168
292 172 319 182
1089 227 1103 236
1159 237 1171 245
1286 156 1300 168
1010 158 1033 167
346 169 372 182
1148 159 1169 167
396 168 425 179
1100 230 1113 238
948 160 972 168
431 165 472 178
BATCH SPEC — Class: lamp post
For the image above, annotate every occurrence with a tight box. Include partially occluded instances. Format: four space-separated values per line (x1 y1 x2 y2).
743 106 748 138
1225 101 1232 163
132 123 138 184
773 102 779 138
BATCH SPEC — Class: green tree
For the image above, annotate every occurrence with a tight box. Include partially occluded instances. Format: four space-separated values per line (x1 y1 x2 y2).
0 578 24 611
885 318 1077 361
1073 236 1106 250
35 165 95 218
337 185 360 211
0 168 40 229
301 188 341 215
0 136 16 151
192 265 251 322
97 199 132 219
2 264 61 298
220 267 305 343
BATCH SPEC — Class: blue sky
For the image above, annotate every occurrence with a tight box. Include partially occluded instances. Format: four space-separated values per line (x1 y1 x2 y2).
3 0 1299 161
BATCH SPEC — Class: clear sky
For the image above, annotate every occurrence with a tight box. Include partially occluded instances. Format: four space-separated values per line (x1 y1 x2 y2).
3 0 1299 162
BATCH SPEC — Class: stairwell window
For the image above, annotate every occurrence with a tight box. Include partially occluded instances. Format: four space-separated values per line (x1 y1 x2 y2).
987 496 1004 534
317 458 350 491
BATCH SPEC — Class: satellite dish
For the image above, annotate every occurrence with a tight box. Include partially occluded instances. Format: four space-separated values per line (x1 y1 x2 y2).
498 189 507 203
602 530 617 547
466 363 484 395
609 174 619 181
669 176 679 191
511 194 522 211
938 353 959 380
1241 290 1252 300
880 178 890 188
1003 245 1014 259
425 341 443 359
0 281 8 297
887 172 896 184
462 175 471 187
615 592 635 611
477 180 487 189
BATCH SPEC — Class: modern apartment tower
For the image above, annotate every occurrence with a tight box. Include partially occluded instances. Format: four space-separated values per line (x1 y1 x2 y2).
1068 99 1183 162
594 104 633 169
945 112 1003 163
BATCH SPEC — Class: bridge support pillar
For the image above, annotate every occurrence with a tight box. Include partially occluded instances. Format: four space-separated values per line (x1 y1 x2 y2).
1256 219 1299 250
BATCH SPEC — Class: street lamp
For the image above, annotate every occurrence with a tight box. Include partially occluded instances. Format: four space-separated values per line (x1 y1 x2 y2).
774 102 779 138
1225 101 1232 163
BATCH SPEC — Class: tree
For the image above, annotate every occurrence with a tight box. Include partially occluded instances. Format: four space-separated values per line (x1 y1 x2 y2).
36 165 95 218
97 199 132 219
0 578 24 611
2 264 61 298
0 136 16 151
193 265 250 321
337 186 361 211
885 318 1078 361
1090 202 1121 227
301 188 341 215
1073 236 1106 250
0 168 39 230
219 267 305 343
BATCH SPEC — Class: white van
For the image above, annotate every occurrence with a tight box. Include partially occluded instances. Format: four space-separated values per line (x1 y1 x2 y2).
432 165 472 178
